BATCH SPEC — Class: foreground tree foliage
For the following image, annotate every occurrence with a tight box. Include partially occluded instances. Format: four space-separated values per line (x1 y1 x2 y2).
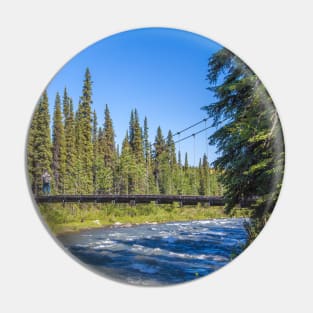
204 48 284 239
27 69 221 197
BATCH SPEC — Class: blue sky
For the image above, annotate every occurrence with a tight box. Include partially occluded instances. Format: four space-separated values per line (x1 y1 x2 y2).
46 27 222 165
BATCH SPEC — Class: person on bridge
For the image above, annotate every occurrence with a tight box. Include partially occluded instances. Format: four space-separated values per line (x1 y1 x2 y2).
42 170 51 195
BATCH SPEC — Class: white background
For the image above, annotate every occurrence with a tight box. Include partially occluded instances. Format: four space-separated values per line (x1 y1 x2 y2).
0 0 312 312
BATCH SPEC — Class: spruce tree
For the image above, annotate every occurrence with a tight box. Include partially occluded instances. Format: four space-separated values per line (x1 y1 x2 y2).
178 150 182 167
175 150 184 195
130 109 144 162
97 126 104 156
129 110 135 145
199 153 210 195
76 68 93 193
63 87 70 121
167 130 177 166
94 126 106 194
63 95 76 193
184 152 189 171
127 109 145 193
153 126 167 193
114 143 121 194
27 104 39 193
52 92 66 193
165 130 177 194
143 117 152 193
97 104 115 193
119 132 135 194
31 91 52 194
92 110 98 192
95 158 113 194
203 153 210 195
74 107 82 193
199 158 204 195
143 117 150 165
179 152 191 194
103 104 116 169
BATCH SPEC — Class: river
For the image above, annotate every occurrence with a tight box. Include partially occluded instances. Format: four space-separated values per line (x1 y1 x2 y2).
58 218 249 286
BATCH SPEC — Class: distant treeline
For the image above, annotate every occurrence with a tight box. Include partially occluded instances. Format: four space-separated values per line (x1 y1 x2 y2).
27 69 222 196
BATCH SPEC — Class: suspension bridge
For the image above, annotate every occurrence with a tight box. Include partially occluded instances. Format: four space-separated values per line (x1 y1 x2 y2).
36 117 228 207
35 194 225 206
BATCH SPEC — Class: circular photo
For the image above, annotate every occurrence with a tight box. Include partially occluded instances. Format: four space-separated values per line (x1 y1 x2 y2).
26 27 284 286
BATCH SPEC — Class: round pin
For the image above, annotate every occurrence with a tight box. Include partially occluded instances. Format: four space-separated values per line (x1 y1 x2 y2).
26 27 284 286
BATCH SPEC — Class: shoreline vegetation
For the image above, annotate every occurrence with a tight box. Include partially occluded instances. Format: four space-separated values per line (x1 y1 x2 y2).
39 203 251 235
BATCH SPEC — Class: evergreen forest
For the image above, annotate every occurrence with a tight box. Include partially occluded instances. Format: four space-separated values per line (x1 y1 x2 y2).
27 68 222 198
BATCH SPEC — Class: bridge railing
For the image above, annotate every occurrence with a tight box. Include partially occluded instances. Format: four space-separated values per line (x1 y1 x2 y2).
35 194 226 206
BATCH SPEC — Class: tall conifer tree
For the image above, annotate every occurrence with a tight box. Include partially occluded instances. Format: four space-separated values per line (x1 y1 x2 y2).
120 132 135 194
97 104 115 193
143 117 155 193
130 109 144 162
63 88 70 120
76 68 93 193
103 104 115 169
127 109 145 193
27 105 39 193
184 152 189 170
129 110 135 145
52 92 66 193
92 110 98 192
199 153 210 195
32 91 52 194
143 117 150 165
63 94 76 193
165 130 177 194
153 126 167 193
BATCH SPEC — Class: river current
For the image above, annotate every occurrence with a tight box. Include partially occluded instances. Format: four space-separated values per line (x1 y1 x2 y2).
58 218 249 286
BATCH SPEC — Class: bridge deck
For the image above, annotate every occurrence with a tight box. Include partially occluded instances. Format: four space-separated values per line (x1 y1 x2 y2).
35 194 225 206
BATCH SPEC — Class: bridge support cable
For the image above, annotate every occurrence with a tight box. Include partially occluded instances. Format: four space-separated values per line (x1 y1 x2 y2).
204 118 210 195
205 118 209 159
173 118 209 137
193 134 196 167
174 125 211 145
193 133 197 192
178 132 183 193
